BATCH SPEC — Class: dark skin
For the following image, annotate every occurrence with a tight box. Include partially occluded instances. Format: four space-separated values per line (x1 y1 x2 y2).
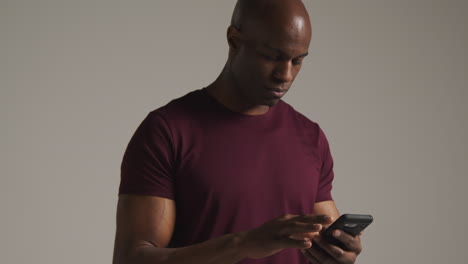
113 1 364 263
206 0 311 115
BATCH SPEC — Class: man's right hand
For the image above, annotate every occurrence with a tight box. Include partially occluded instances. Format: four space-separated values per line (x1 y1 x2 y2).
238 214 334 259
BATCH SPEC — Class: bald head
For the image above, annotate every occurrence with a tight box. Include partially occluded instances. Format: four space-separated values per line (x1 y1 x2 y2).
231 0 311 38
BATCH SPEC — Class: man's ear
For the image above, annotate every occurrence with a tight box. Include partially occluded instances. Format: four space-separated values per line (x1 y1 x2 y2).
227 25 242 52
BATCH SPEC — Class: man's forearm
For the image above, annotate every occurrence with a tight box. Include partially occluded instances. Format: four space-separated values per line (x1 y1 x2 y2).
122 232 249 264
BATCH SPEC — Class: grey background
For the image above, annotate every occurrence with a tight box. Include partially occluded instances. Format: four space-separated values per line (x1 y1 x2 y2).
2 0 467 263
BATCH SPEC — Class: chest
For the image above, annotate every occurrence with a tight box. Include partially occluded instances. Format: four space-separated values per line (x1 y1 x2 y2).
173 123 323 211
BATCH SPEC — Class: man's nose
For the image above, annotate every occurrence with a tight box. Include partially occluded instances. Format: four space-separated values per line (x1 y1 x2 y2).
273 61 294 83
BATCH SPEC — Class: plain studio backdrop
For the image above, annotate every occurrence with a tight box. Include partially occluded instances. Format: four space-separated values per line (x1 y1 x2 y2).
2 0 467 263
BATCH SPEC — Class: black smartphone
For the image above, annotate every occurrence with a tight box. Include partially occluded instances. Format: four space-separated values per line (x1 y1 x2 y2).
321 214 373 250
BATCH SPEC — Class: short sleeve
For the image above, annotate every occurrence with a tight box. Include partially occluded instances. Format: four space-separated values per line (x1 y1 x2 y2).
118 112 176 199
315 127 334 202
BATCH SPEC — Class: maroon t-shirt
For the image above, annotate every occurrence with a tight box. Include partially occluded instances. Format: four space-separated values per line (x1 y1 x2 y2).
119 88 335 264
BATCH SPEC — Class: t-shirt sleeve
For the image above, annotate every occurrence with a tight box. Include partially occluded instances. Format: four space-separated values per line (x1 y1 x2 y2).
315 126 335 203
118 112 176 199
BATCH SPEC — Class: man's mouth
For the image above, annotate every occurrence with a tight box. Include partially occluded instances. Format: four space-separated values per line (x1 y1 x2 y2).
265 87 287 98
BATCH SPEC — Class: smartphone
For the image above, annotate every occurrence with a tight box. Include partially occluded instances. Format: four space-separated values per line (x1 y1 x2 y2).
321 214 373 250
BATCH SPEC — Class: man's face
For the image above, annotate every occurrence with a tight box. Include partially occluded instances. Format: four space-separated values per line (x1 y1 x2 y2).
230 18 311 107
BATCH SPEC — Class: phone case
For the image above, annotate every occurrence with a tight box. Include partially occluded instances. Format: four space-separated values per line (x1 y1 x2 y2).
322 214 373 250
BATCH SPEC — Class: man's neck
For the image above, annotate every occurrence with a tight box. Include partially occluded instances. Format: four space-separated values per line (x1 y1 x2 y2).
206 68 270 116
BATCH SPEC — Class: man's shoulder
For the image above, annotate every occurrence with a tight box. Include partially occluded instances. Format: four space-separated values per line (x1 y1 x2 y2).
278 99 320 130
148 88 206 119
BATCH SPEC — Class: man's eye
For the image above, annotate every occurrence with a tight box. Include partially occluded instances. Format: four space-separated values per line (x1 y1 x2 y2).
262 53 280 61
292 59 303 66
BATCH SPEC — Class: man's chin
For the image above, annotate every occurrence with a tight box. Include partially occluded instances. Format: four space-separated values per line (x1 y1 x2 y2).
262 98 281 107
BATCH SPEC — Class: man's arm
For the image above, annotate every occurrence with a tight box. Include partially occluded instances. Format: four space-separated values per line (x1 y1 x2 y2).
112 195 332 264
313 201 340 221
112 195 246 264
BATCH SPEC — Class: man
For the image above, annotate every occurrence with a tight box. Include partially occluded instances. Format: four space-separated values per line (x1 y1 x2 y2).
113 0 364 263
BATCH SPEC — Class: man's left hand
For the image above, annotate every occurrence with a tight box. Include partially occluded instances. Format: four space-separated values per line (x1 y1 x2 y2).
300 229 362 264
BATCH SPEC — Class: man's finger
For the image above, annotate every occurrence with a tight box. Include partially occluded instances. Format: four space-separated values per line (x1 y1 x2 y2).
289 231 320 240
300 248 321 264
280 222 322 236
304 243 333 263
312 235 346 260
281 237 312 249
332 229 362 254
294 214 334 224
